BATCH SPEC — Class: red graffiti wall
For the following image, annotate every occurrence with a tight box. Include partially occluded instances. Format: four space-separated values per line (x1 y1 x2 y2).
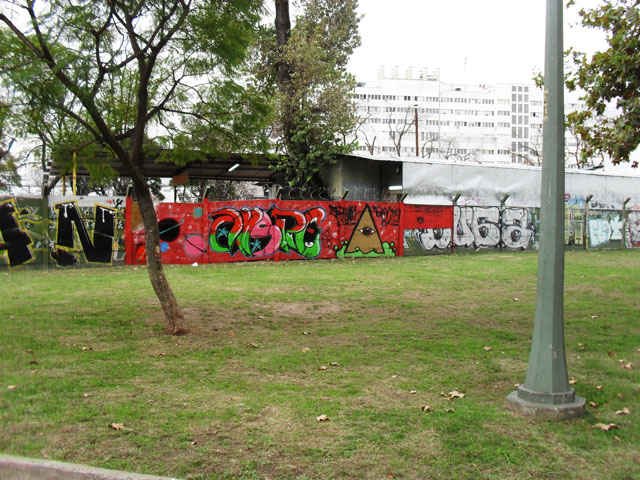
126 198 452 265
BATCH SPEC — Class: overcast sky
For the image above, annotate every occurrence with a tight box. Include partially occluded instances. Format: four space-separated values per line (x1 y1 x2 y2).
346 0 608 85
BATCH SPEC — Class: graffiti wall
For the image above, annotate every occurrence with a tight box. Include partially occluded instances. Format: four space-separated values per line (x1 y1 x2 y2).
0 197 45 268
627 212 640 248
2 194 638 270
127 200 450 264
0 195 126 269
404 206 539 255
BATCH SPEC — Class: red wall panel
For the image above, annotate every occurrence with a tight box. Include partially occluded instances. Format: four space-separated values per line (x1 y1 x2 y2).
127 200 452 265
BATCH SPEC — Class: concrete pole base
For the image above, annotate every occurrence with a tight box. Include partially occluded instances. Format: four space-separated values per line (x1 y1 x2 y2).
505 390 586 420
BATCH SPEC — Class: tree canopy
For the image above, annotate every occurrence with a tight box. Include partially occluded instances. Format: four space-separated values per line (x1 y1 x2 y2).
566 0 640 168
0 0 271 333
264 0 361 186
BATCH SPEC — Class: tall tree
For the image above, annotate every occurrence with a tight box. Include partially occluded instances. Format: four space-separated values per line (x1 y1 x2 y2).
566 0 640 168
269 0 361 186
0 123 20 192
0 0 270 334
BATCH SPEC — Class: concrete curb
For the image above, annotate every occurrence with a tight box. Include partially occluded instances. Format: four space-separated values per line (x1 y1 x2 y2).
0 455 182 480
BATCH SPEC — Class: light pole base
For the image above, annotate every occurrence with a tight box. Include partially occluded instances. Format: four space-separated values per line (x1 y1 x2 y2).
505 390 586 420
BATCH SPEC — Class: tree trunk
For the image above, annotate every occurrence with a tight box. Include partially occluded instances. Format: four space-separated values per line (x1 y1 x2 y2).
134 177 188 335
274 0 292 88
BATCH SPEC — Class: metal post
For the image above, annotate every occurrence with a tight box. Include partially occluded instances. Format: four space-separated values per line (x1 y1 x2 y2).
584 194 593 250
500 194 510 252
451 193 461 255
622 197 631 249
506 0 585 419
41 194 49 270
414 105 419 157
72 152 77 196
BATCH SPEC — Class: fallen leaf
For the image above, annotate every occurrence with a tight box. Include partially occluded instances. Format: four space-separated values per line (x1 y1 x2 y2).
607 351 617 357
81 346 92 351
391 375 398 379
190 441 198 446
590 315 599 319
318 366 328 371
578 343 586 348
483 346 492 351
316 415 330 422
621 362 632 370
28 360 38 365
618 393 624 399
109 423 126 431
30 370 38 374
329 362 340 366
410 390 417 395
448 390 466 399
7 385 16 391
301 348 310 353
615 407 630 416
614 436 622 442
26 349 34 354
569 379 577 385
246 343 259 348
596 385 603 391
445 408 455 413
593 423 618 432
83 393 94 398
514 383 521 388
302 331 310 335
514 297 520 302
580 274 585 278
588 402 598 408
419 405 432 412
227 331 234 336
617 359 627 364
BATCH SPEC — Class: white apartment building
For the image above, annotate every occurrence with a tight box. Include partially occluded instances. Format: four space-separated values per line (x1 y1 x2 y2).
353 66 586 167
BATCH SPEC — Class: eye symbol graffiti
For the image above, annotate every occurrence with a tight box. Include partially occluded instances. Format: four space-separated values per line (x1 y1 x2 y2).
359 226 376 236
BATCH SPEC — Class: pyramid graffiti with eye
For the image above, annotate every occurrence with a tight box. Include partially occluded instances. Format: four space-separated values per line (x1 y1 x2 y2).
345 204 384 254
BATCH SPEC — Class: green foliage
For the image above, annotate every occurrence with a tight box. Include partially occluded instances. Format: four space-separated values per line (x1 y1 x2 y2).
0 98 19 191
566 0 640 168
0 140 20 192
265 0 361 186
0 0 273 183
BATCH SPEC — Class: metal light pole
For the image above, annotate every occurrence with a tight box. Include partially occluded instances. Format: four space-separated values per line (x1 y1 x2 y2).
505 0 585 419
414 104 419 157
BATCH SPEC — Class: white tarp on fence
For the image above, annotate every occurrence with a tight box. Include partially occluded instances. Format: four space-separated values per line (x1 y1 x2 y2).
403 160 640 210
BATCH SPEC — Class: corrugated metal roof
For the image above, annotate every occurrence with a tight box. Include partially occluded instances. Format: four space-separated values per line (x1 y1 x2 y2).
49 151 281 183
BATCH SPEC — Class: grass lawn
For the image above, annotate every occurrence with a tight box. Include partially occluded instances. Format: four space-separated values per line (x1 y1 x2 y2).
0 250 638 480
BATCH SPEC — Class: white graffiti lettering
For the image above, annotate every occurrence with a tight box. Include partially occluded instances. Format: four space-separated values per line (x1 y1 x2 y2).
414 228 451 251
627 212 640 247
502 208 534 249
412 206 536 251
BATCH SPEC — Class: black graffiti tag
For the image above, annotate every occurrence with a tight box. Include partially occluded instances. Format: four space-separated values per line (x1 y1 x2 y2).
328 204 359 226
371 205 401 227
0 200 35 267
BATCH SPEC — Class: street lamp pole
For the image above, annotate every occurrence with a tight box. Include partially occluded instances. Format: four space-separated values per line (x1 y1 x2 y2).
505 0 585 419
414 104 419 157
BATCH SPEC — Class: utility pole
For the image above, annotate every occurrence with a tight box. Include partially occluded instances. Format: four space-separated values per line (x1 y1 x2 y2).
414 105 419 157
505 0 585 419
